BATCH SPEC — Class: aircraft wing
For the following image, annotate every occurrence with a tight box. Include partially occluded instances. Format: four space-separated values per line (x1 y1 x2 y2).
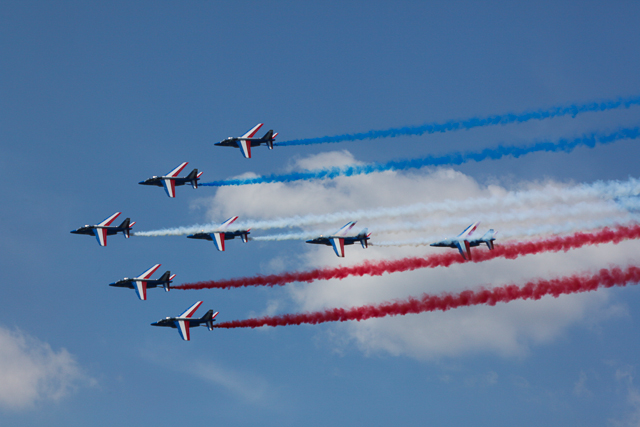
130 263 162 300
179 301 203 319
219 216 239 229
98 212 121 227
136 264 161 280
335 221 357 236
238 124 263 158
241 123 263 139
330 238 346 257
93 228 109 246
162 179 177 198
211 232 226 251
166 162 188 178
457 222 480 239
454 240 472 261
176 301 203 340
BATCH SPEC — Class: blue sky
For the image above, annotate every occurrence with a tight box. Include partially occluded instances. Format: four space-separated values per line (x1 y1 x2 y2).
2 1 640 425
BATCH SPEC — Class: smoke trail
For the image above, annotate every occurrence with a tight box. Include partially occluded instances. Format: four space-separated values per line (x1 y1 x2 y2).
134 177 640 236
213 264 640 328
252 201 635 242
175 224 640 290
274 96 640 147
373 217 637 247
203 128 640 187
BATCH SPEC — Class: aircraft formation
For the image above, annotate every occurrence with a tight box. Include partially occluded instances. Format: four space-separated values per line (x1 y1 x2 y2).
71 123 497 340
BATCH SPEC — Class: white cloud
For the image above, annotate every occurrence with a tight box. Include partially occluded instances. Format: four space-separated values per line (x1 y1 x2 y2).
139 344 273 406
203 150 639 361
286 149 361 171
0 326 93 410
610 364 640 427
181 360 270 405
574 371 592 398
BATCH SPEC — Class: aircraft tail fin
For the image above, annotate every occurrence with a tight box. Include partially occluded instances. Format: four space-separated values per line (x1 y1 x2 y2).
119 218 132 238
186 169 201 189
262 130 274 149
358 228 370 248
164 274 176 292
481 229 497 250
202 310 219 330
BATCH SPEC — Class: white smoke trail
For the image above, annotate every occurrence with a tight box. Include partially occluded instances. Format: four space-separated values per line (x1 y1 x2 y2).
132 177 640 237
248 201 635 242
372 217 640 247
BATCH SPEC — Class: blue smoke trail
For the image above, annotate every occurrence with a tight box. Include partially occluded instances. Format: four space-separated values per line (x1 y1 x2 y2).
201 127 640 187
276 96 640 146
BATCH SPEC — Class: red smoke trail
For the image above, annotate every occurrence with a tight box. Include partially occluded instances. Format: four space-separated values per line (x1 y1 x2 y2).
176 224 640 290
214 264 640 329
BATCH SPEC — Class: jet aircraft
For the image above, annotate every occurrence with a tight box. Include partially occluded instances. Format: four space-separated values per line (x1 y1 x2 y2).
430 222 497 260
138 162 203 198
70 212 135 246
214 123 278 158
306 221 371 257
109 264 176 300
151 301 218 341
187 216 250 251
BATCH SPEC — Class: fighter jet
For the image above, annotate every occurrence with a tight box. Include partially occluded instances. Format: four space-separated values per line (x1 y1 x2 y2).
306 221 371 257
138 162 203 198
430 222 496 260
187 216 250 251
109 264 176 300
70 212 135 246
151 301 219 341
214 123 278 159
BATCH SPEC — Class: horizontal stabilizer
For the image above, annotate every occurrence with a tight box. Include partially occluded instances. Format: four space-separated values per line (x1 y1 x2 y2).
192 171 203 189
206 311 219 330
120 218 133 238
163 274 176 292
